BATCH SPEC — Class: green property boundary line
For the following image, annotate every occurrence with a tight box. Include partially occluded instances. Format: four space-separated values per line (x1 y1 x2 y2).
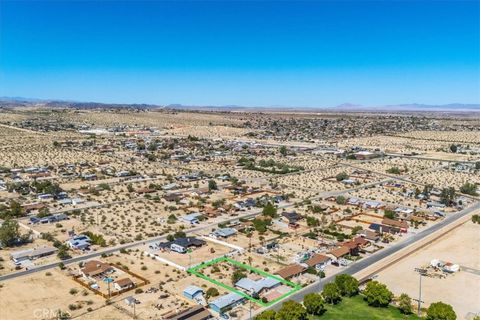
186 256 302 307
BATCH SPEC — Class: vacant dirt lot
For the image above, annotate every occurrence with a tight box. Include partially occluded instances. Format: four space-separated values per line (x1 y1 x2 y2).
376 220 480 319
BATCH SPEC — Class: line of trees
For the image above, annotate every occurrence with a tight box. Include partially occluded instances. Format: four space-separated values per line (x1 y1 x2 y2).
255 274 457 320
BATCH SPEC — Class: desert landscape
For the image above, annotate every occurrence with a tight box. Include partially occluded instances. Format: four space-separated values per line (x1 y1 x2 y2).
0 106 478 320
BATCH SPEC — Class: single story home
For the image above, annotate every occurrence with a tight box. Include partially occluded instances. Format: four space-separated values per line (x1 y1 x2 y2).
305 254 331 270
10 246 57 264
359 229 380 242
80 260 113 278
157 237 206 254
364 201 383 209
281 211 303 224
212 227 237 238
67 234 91 250
166 305 212 320
328 246 351 259
162 183 178 191
382 217 409 232
274 264 306 280
209 292 244 314
341 237 370 255
182 213 203 225
235 277 280 295
114 278 135 291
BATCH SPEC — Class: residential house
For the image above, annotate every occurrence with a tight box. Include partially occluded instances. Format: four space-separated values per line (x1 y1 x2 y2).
274 264 306 280
166 305 212 320
328 246 351 259
341 237 370 255
182 213 203 225
156 237 206 254
305 254 331 270
80 260 113 278
281 211 303 224
359 229 380 242
382 217 409 233
67 234 92 250
235 277 280 295
211 228 237 239
114 278 135 291
10 246 57 264
209 292 244 314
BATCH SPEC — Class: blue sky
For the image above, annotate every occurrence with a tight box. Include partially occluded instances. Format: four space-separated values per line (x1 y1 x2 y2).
0 1 479 106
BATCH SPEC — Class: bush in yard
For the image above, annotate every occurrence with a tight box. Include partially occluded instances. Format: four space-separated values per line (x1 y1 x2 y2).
426 301 457 320
398 293 413 314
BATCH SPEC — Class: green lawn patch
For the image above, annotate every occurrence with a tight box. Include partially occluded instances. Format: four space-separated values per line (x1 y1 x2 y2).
312 295 421 320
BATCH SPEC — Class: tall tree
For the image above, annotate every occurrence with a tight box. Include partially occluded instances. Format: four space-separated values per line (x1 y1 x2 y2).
254 310 276 320
303 293 325 315
275 300 308 320
208 179 218 191
322 282 342 304
363 281 393 307
0 219 21 247
440 187 456 206
334 274 359 297
262 202 277 218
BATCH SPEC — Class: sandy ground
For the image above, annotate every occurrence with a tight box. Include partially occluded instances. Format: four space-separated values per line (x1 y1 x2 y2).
397 131 480 144
0 269 106 320
376 220 480 319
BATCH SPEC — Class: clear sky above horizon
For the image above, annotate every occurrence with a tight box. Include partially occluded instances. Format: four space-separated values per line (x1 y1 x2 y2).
0 0 479 107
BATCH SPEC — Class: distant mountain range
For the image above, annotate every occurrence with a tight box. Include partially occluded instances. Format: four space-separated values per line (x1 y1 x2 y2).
0 97 478 112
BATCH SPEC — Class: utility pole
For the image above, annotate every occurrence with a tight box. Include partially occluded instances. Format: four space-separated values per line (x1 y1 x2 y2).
414 268 426 317
249 296 252 320
417 272 422 316
133 300 136 319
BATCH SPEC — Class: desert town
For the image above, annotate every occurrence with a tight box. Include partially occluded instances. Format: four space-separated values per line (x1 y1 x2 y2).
0 107 478 320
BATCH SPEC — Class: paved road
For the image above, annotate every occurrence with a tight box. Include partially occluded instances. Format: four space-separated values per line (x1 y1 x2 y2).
0 201 296 282
255 201 480 314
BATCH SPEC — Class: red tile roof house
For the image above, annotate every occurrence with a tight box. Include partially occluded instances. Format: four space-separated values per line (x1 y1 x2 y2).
382 217 409 233
328 246 351 259
340 237 370 255
305 254 331 270
80 260 114 279
274 264 307 280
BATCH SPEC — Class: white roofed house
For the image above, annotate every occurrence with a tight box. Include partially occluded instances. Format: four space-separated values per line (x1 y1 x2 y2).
10 246 58 264
114 278 135 291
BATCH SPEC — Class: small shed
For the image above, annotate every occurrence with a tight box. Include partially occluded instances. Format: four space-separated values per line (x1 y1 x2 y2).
183 285 204 300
